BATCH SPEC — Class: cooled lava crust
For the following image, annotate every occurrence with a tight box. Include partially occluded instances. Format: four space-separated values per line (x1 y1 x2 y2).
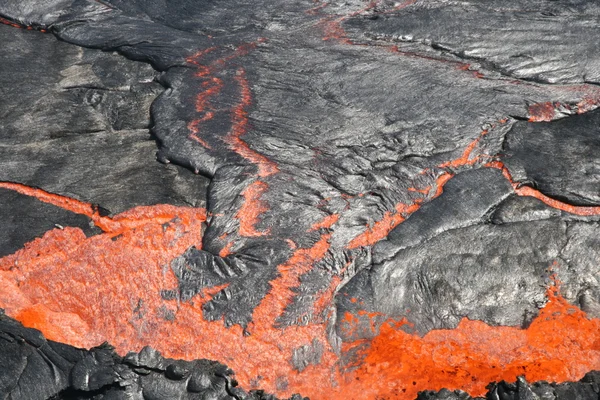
1 1 600 399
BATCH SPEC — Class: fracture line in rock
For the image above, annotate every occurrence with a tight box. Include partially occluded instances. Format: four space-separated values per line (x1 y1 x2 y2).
527 96 600 122
311 1 485 80
219 241 235 257
486 161 600 216
226 68 279 177
345 126 493 250
252 232 332 326
0 182 200 235
310 213 340 231
186 41 279 177
0 16 47 32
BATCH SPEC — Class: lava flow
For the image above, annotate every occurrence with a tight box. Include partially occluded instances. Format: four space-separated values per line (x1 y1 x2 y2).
487 161 600 217
2 5 600 397
2 180 600 400
338 277 600 399
185 40 279 177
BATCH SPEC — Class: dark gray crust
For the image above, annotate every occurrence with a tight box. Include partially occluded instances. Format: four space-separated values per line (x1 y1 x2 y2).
1 0 600 398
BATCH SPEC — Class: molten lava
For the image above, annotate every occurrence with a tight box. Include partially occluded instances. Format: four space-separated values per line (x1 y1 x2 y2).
1 184 599 399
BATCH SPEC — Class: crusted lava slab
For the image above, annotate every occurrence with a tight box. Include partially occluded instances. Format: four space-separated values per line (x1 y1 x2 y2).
1 0 600 399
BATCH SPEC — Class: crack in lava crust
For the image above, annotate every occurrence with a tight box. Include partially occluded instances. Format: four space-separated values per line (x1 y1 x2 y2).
2 4 600 399
1 184 600 399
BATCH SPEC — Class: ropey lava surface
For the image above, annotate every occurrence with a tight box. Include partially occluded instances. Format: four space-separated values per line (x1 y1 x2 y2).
3 0 600 399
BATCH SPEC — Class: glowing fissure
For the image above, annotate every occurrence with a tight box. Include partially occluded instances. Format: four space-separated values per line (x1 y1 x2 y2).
185 41 279 177
236 180 271 237
487 161 600 217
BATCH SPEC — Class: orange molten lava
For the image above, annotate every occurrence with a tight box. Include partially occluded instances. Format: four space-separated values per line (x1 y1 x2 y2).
339 280 600 399
236 180 271 237
2 184 599 399
487 161 600 217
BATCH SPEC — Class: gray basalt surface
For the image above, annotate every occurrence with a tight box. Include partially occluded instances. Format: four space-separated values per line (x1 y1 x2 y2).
1 0 600 398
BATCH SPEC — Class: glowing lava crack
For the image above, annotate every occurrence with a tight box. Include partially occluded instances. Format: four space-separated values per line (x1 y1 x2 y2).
1 184 599 399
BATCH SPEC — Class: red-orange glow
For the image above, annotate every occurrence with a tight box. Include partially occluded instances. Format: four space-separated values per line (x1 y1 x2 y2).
188 118 214 149
195 78 223 111
432 172 454 197
0 17 23 29
0 187 339 396
0 182 184 235
1 184 599 399
185 47 218 67
219 241 235 257
310 214 340 231
0 16 49 32
2 8 599 399
439 129 490 169
577 96 600 114
311 275 342 322
186 43 278 177
226 68 279 177
319 17 353 44
236 180 271 237
347 203 408 249
486 161 600 216
308 0 487 84
252 232 332 325
516 186 600 216
0 202 206 348
347 125 490 250
408 186 431 195
528 102 557 122
0 182 96 219
346 173 455 249
458 63 485 79
339 280 600 399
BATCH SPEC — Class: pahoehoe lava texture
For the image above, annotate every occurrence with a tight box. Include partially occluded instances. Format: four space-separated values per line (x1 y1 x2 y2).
1 0 600 399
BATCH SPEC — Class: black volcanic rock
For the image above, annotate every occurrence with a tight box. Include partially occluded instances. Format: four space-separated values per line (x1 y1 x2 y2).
503 109 600 206
417 374 600 400
0 311 305 400
343 0 600 84
0 22 208 253
0 188 99 257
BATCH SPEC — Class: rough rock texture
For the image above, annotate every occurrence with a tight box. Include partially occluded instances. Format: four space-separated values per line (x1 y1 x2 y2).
503 110 600 206
417 373 600 400
0 311 304 400
1 310 598 400
1 0 600 399
0 22 208 230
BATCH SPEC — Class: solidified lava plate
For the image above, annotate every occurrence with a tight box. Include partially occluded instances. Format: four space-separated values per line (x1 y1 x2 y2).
1 1 600 399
